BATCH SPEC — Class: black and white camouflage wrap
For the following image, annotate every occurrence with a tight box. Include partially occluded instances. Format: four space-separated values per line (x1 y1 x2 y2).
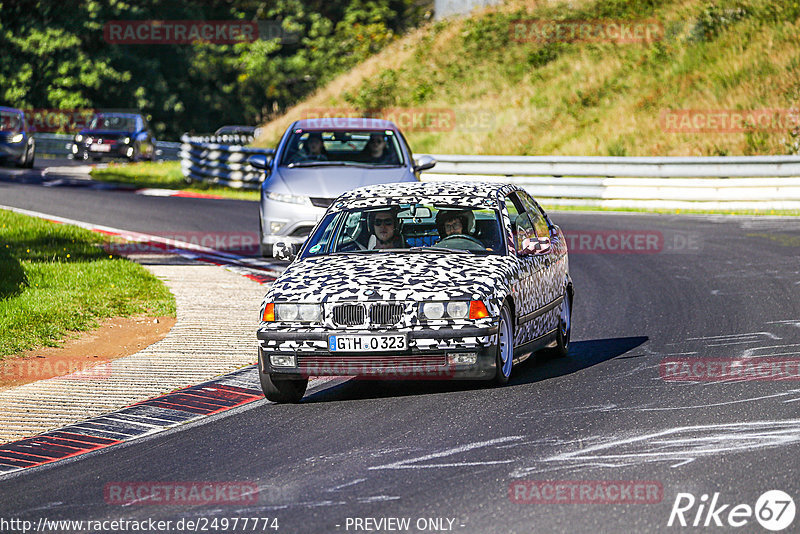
258 181 570 362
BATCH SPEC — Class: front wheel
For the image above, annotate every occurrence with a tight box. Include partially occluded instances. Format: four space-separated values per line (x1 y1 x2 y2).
258 349 307 403
24 145 34 168
494 304 514 385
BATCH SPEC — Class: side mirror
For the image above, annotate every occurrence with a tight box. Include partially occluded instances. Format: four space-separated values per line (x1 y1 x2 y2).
248 154 272 170
519 236 551 257
273 242 296 262
413 155 436 173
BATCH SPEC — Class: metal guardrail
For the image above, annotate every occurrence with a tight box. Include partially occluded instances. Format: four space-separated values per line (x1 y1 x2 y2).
180 134 274 189
425 154 800 178
178 140 800 208
420 154 800 209
32 133 181 161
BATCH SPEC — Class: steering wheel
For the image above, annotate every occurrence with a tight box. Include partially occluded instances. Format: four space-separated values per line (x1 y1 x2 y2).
435 234 486 251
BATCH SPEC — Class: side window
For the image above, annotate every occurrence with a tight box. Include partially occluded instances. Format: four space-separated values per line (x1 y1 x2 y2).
518 191 550 238
504 193 534 254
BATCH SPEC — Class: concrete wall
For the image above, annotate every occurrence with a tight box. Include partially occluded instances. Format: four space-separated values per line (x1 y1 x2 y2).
434 0 502 19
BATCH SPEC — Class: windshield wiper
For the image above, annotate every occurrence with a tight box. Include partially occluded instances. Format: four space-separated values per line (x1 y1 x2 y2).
286 161 356 168
406 247 470 254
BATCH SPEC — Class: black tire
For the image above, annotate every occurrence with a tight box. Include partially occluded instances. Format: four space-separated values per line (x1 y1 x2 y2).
544 290 572 358
258 349 307 403
494 304 514 385
24 144 34 169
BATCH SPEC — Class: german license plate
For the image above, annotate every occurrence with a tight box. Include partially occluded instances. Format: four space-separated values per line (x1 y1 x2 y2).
91 144 111 152
329 334 407 352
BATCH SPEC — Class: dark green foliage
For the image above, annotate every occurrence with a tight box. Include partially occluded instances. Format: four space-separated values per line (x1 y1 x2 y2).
0 1 431 138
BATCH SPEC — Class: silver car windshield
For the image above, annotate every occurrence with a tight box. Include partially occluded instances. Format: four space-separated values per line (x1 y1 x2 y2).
301 204 505 258
280 130 404 167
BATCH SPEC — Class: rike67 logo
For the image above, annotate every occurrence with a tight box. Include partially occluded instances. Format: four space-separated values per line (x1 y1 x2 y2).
668 490 795 531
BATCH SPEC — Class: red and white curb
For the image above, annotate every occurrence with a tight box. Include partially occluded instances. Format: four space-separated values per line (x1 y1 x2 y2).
0 205 284 284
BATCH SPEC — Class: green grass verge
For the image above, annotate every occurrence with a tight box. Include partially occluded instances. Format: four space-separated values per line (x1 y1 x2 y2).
0 209 176 359
89 162 259 201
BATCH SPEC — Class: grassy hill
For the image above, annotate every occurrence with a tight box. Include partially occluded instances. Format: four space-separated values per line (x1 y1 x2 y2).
254 0 800 156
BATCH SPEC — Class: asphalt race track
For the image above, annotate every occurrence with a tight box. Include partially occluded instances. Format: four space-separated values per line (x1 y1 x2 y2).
1 167 800 533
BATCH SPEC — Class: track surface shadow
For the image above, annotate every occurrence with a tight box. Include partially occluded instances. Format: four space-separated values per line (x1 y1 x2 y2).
302 336 648 403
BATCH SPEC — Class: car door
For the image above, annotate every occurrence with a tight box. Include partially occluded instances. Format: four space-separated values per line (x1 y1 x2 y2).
518 191 563 333
504 192 550 345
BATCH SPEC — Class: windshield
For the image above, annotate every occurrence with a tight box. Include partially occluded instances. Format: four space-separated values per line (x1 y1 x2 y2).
301 203 505 258
89 114 138 130
280 130 404 167
0 111 22 132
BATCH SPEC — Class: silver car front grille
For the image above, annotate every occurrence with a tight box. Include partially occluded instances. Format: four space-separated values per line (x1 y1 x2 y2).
331 302 404 327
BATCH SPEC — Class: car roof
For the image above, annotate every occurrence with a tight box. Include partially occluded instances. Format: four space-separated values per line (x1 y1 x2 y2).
0 106 23 114
292 118 397 132
331 181 518 210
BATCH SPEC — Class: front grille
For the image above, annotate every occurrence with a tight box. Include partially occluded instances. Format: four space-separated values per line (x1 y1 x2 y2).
369 303 403 326
310 197 335 208
332 304 366 326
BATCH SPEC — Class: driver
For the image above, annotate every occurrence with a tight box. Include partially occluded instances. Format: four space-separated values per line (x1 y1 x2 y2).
368 209 405 250
291 132 327 163
435 209 491 250
436 210 473 239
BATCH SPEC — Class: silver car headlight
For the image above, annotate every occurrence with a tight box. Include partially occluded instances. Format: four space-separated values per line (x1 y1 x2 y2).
275 303 322 323
11 133 24 143
74 134 83 143
267 191 312 206
419 301 470 321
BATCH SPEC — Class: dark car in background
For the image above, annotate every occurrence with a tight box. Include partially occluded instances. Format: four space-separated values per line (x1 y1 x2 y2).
72 112 155 162
248 118 436 257
0 106 35 168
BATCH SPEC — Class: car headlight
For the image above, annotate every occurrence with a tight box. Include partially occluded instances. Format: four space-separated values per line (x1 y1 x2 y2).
122 137 130 145
11 133 24 143
274 303 322 323
74 134 83 143
267 191 313 206
419 301 488 320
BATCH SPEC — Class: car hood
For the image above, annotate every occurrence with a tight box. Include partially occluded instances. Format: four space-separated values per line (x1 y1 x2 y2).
268 253 516 303
271 166 415 198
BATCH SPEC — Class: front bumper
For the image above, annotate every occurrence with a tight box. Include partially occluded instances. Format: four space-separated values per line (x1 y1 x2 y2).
75 142 132 159
258 324 500 380
0 142 24 161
